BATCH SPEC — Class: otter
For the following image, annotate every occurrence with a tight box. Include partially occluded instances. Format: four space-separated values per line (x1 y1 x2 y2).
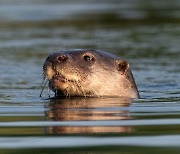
42 49 140 98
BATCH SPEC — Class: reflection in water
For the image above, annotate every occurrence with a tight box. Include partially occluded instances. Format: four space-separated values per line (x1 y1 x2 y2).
46 97 133 134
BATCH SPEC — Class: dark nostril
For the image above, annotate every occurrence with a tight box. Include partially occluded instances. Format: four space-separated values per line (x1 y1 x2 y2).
57 55 68 62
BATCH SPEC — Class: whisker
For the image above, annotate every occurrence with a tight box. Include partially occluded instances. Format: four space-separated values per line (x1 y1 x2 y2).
55 89 58 97
90 87 100 97
75 82 82 95
48 87 51 98
39 79 48 97
76 81 86 97
66 90 70 98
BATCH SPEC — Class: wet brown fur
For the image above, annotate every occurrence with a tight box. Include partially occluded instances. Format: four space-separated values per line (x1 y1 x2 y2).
43 49 140 98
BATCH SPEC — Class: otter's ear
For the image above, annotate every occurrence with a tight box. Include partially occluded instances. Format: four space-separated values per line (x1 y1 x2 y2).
116 60 129 75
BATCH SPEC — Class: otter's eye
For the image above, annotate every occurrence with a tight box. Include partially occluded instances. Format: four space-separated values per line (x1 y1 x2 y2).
84 55 92 61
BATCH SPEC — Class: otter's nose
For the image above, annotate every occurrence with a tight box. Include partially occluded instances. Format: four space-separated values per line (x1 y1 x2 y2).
57 54 68 63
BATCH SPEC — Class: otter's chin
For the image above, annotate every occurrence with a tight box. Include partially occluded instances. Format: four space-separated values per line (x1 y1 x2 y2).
49 74 81 97
49 75 67 91
52 74 66 83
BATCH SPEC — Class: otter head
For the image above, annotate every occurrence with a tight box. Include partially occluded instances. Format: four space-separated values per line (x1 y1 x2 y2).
43 49 140 98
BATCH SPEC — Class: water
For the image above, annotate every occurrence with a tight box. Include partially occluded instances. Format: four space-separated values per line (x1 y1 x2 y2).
0 0 180 153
